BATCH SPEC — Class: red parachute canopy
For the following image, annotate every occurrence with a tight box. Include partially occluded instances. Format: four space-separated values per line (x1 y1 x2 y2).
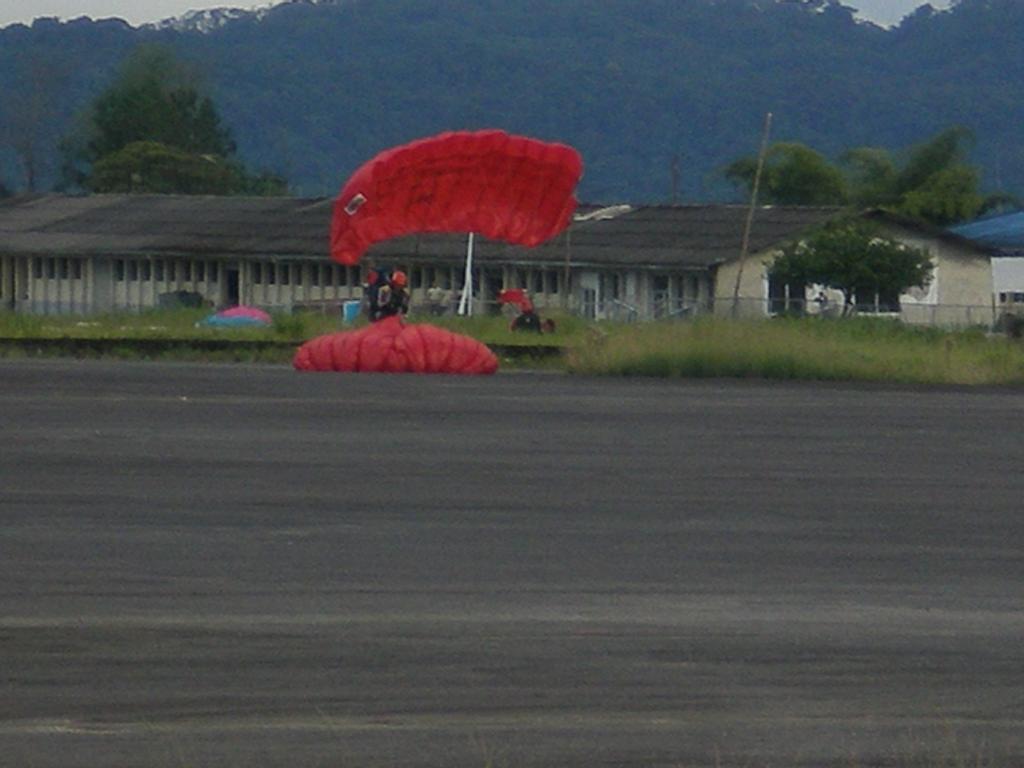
330 130 584 265
497 288 534 314
294 316 498 375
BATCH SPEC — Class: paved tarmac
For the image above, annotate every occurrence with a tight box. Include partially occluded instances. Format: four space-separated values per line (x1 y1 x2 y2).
1 359 1023 768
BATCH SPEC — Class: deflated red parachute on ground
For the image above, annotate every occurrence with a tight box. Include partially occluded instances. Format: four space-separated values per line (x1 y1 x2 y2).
293 316 498 375
330 130 584 266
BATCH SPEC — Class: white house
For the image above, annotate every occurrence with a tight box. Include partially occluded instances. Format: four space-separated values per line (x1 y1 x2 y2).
715 209 998 327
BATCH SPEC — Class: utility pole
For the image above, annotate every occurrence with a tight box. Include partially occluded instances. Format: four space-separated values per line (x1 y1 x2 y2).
562 228 572 311
671 154 680 204
731 111 773 317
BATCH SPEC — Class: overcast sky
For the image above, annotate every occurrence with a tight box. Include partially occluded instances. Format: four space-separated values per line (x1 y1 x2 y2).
0 0 956 29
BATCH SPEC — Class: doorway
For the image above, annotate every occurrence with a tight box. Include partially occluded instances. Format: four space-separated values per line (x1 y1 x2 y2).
225 266 240 307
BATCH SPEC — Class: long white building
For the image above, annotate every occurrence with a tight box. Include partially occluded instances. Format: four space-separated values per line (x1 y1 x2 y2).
0 194 999 326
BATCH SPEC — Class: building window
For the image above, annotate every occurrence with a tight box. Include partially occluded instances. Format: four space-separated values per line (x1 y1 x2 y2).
196 262 206 282
181 261 192 281
72 260 82 280
545 270 559 294
115 260 125 281
154 260 164 282
855 289 900 314
140 261 151 281
688 275 699 302
412 267 423 289
609 273 623 300
128 261 138 281
311 264 320 286
167 261 176 282
768 274 806 315
280 264 290 286
46 259 56 280
33 259 42 279
252 263 263 283
532 271 544 294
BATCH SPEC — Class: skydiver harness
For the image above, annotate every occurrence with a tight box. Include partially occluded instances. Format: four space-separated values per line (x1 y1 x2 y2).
365 269 408 321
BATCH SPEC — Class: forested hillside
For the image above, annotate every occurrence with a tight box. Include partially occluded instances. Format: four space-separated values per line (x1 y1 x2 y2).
1 0 1022 205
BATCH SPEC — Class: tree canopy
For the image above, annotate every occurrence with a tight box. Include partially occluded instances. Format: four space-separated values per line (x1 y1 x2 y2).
61 44 284 195
725 143 847 206
87 140 285 195
842 126 989 224
771 219 933 312
3 0 1023 199
727 127 1009 226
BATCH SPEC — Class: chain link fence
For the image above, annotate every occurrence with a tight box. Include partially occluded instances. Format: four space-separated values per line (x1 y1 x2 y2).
15 290 1012 333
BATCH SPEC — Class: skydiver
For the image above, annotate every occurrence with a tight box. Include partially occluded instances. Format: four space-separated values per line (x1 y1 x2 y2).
367 268 410 321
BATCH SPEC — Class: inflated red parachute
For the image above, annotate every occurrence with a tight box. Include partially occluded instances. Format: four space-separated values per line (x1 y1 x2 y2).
330 130 584 265
294 316 498 375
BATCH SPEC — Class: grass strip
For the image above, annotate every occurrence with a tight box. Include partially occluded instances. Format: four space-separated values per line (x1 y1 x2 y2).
567 317 1024 386
0 309 571 368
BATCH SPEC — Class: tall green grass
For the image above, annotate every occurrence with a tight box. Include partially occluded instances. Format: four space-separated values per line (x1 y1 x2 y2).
8 309 1023 386
0 308 581 346
0 308 342 340
568 317 1024 386
414 310 585 346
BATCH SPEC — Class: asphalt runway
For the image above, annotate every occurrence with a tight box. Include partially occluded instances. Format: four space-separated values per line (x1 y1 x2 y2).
2 359 1023 768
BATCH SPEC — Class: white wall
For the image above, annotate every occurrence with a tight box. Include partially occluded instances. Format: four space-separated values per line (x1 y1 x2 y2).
993 257 1024 294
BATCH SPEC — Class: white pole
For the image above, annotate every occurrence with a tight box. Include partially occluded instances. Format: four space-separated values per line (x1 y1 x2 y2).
458 232 475 316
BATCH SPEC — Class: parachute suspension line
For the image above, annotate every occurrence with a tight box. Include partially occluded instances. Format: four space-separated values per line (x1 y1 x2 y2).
458 232 475 316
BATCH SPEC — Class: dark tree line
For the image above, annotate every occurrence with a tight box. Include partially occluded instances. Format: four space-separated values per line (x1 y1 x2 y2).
725 127 1020 226
0 0 1022 203
60 45 286 195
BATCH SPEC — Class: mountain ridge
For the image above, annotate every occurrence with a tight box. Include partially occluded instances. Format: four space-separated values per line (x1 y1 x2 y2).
0 0 1020 209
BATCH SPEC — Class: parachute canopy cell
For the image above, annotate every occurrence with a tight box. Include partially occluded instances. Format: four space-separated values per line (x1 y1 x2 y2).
330 130 584 265
293 316 498 375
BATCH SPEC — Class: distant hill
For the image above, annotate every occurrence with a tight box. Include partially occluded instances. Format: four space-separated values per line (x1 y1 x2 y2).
1 0 1022 207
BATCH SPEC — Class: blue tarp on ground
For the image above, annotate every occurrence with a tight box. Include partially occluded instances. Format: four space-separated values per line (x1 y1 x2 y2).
951 211 1024 251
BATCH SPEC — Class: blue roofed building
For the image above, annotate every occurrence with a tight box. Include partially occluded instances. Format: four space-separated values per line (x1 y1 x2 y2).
951 211 1024 307
951 211 1024 255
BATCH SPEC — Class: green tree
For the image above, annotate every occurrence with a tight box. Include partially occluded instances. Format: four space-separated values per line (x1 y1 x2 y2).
89 141 242 194
62 44 284 195
771 219 933 314
842 127 991 225
88 141 287 195
725 142 847 205
841 147 899 207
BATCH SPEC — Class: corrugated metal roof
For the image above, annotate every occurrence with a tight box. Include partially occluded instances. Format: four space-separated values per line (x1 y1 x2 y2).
951 211 1024 253
0 194 332 257
0 194 846 267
